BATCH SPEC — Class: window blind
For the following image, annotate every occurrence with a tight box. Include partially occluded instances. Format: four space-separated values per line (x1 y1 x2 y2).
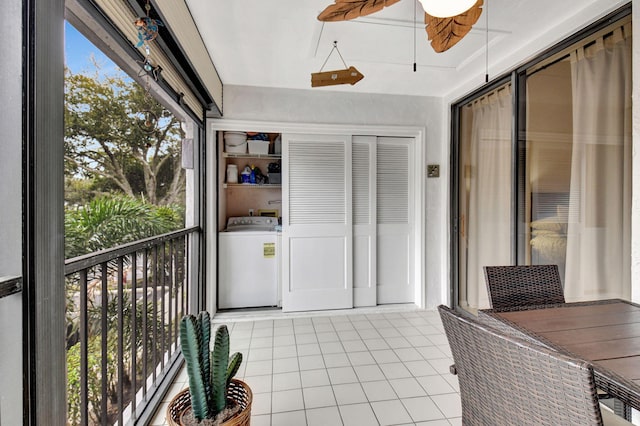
153 0 223 112
89 0 222 116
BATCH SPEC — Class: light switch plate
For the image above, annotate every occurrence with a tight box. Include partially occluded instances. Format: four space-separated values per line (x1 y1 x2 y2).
427 164 440 178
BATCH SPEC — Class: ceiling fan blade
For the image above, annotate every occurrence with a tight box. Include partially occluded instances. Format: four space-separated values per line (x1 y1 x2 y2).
424 0 483 53
318 0 401 22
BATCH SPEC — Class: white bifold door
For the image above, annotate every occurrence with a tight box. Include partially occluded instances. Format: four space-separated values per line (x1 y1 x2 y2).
375 137 414 304
351 136 414 306
281 133 353 312
281 134 415 312
352 136 377 307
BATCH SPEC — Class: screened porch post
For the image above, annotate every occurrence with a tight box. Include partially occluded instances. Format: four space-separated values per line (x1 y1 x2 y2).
23 0 67 423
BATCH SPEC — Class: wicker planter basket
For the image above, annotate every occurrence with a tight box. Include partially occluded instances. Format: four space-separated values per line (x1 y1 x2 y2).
167 379 252 426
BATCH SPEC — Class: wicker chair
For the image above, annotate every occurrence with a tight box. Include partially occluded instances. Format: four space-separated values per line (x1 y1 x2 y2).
483 264 565 309
438 305 631 426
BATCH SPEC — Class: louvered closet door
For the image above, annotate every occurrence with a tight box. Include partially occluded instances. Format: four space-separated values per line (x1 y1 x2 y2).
377 137 415 304
352 136 377 307
281 134 353 312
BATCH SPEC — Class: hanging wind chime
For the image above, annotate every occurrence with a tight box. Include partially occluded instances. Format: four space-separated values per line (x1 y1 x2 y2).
311 41 364 88
134 0 164 133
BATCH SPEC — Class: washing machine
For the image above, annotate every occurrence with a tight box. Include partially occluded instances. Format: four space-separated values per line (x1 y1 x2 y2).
218 216 279 309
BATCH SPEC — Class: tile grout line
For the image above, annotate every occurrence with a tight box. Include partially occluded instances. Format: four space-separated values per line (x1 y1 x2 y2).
152 309 460 426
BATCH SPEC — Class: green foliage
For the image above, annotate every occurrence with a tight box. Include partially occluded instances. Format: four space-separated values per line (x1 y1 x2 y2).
64 65 186 206
179 313 242 420
65 177 108 206
66 290 171 425
67 337 104 425
66 331 119 424
65 195 183 259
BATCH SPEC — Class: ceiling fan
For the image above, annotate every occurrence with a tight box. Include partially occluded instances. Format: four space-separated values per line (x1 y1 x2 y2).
317 0 484 53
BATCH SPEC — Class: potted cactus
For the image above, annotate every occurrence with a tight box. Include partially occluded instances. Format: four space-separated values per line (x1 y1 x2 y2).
167 311 252 425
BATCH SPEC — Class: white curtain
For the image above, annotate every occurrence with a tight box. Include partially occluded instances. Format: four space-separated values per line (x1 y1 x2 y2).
464 86 512 309
564 24 631 301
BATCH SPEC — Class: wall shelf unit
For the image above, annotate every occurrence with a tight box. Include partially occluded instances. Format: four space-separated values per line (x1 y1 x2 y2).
223 153 281 160
223 183 281 189
218 130 282 220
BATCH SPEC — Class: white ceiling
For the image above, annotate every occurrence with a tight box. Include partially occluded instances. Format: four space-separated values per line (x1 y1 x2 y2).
185 0 626 98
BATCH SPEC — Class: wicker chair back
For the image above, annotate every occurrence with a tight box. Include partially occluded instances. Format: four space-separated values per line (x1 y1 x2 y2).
483 264 565 309
438 305 604 426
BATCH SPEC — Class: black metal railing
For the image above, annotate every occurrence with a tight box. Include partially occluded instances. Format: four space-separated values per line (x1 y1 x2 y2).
64 226 200 425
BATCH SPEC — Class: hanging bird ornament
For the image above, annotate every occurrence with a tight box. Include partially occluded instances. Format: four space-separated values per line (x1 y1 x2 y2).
135 16 164 47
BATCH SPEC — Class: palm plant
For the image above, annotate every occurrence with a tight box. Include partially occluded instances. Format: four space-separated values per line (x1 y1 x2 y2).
65 194 183 259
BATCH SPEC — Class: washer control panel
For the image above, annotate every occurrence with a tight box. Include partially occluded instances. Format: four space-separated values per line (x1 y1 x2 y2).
225 216 277 231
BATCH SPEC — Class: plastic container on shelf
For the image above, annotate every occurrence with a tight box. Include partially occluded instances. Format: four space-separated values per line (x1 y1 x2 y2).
274 135 282 154
248 140 269 155
267 161 281 184
224 132 247 153
268 173 281 184
226 164 238 183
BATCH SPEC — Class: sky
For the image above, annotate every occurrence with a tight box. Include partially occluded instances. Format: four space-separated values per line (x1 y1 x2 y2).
64 21 119 75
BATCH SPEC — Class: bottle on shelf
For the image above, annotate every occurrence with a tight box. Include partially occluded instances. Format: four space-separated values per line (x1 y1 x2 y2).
249 165 256 184
240 166 252 184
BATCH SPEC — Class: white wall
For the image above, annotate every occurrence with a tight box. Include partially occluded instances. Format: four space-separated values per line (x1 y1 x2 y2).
220 85 445 308
223 85 440 128
0 0 23 423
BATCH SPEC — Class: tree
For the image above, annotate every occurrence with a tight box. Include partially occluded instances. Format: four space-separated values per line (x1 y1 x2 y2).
65 65 185 206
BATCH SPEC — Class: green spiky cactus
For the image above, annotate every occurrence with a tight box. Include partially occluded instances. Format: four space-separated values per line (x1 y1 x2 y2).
179 312 244 421
180 314 209 419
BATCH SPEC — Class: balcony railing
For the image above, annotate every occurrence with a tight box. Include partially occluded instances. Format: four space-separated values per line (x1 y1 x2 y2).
64 226 200 425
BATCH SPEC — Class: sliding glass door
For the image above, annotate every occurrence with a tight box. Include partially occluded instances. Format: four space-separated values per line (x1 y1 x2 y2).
457 83 513 312
521 20 631 302
454 11 632 311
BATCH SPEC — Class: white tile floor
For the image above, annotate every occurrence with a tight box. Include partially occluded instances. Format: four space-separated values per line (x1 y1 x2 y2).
150 306 461 426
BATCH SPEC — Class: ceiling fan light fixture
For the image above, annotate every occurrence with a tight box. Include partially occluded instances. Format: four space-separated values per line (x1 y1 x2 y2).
418 0 477 17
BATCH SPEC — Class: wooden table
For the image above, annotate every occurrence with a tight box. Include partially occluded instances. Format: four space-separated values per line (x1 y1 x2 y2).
479 299 640 418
